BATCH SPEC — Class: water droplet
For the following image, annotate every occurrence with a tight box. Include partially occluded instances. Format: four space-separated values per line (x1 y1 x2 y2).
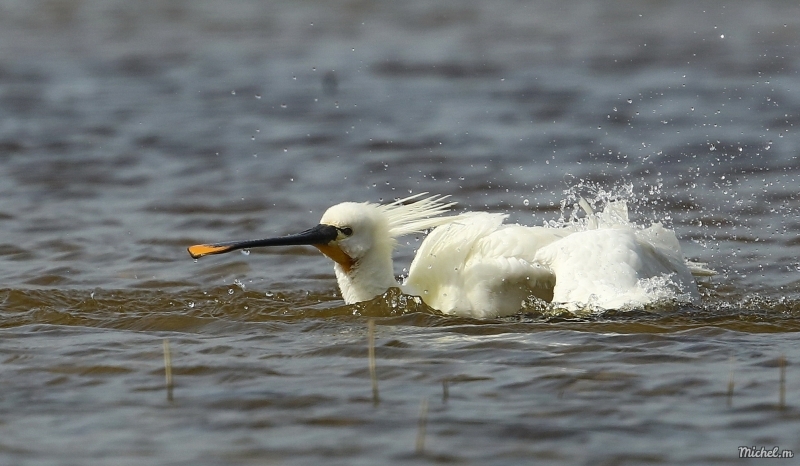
280 103 287 108
231 90 236 95
720 34 724 39
188 301 195 308
626 98 632 104
255 94 261 99
228 289 234 295
523 199 530 206
266 291 274 297
241 249 250 255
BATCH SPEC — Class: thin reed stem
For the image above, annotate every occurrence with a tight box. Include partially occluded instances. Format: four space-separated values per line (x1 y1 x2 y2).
726 355 734 407
163 338 173 402
415 397 429 455
368 319 379 405
779 353 786 409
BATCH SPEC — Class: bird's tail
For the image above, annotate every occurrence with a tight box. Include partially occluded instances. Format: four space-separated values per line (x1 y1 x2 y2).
686 261 716 277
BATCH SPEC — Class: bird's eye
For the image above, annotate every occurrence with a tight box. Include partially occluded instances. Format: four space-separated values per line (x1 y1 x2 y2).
339 227 353 236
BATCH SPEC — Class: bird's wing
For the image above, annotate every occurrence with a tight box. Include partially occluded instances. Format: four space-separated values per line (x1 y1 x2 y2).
405 213 565 317
404 212 506 313
461 225 567 313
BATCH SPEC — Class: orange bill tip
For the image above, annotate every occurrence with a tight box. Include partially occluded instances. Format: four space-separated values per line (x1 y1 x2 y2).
187 244 233 259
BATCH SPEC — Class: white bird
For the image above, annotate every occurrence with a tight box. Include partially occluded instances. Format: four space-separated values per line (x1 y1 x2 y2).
188 194 713 318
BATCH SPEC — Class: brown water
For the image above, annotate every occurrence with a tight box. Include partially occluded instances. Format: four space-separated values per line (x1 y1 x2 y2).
2 1 800 464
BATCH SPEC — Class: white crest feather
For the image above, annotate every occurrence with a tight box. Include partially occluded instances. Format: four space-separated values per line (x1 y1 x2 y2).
378 193 461 238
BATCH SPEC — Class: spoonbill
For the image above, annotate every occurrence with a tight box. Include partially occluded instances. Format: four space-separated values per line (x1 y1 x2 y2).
188 194 712 317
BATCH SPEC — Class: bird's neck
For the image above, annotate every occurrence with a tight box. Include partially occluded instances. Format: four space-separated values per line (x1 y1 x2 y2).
333 246 398 304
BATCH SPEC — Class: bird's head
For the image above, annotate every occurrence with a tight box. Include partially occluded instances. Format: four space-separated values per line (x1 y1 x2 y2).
313 202 391 272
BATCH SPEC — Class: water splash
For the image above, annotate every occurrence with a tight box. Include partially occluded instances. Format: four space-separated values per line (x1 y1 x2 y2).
553 181 637 228
538 182 705 313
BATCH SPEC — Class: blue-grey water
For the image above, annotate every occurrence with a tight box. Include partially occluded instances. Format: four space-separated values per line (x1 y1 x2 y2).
1 1 800 464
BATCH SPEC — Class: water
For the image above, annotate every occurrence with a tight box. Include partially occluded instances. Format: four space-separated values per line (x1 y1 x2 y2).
1 0 800 464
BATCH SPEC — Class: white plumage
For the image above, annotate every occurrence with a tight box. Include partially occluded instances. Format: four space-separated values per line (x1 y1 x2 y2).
189 193 712 318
